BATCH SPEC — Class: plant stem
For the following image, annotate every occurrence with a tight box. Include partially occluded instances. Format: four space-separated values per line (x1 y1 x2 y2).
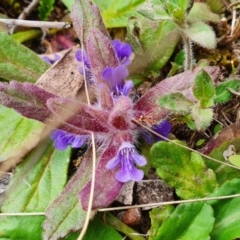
105 212 146 240
182 32 193 71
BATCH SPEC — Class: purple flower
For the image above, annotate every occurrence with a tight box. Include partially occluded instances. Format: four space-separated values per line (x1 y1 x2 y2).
75 50 94 83
142 120 172 145
51 129 88 150
113 40 132 65
102 65 133 97
106 142 146 182
42 54 60 65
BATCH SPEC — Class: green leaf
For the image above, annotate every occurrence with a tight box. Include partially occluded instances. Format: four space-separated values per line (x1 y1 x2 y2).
83 215 122 240
93 0 145 28
214 79 240 103
1 139 71 212
172 8 185 26
0 139 71 239
0 105 43 162
61 0 74 11
191 106 213 131
0 216 44 240
228 155 240 167
127 17 180 75
151 140 218 199
187 2 220 23
192 69 215 108
42 150 96 240
205 0 226 14
0 32 49 82
208 178 240 240
149 206 174 240
137 0 171 21
184 22 216 49
158 92 193 114
38 0 55 20
154 202 214 240
204 137 240 185
12 29 42 43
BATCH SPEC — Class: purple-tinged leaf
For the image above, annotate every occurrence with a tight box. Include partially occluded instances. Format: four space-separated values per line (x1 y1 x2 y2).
47 97 110 134
71 0 109 47
80 143 124 210
87 28 119 84
202 123 240 155
0 81 56 122
99 84 114 110
134 67 219 121
43 149 96 240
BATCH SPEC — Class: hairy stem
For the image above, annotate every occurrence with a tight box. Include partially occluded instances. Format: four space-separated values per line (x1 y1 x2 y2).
182 33 193 71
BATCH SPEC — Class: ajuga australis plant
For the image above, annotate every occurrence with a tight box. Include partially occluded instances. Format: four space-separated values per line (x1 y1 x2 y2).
0 0 220 238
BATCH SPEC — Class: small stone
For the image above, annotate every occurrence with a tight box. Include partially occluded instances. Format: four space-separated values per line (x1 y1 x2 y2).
122 208 142 226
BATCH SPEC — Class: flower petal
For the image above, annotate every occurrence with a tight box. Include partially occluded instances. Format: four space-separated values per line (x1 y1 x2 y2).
122 80 133 96
106 155 121 170
153 120 172 140
51 129 87 150
75 50 91 68
113 40 132 65
71 135 85 148
131 152 146 166
116 161 144 182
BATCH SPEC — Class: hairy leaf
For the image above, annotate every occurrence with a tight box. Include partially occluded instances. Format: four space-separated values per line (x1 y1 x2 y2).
71 0 109 47
192 70 215 108
87 28 119 84
155 202 214 240
42 149 96 240
158 92 193 114
80 143 123 210
127 16 180 75
187 2 220 23
38 0 55 20
208 178 240 240
0 140 71 239
0 32 49 82
137 0 170 21
151 140 217 199
134 67 219 121
47 97 110 134
0 81 56 122
191 106 213 131
183 22 216 49
0 105 43 162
